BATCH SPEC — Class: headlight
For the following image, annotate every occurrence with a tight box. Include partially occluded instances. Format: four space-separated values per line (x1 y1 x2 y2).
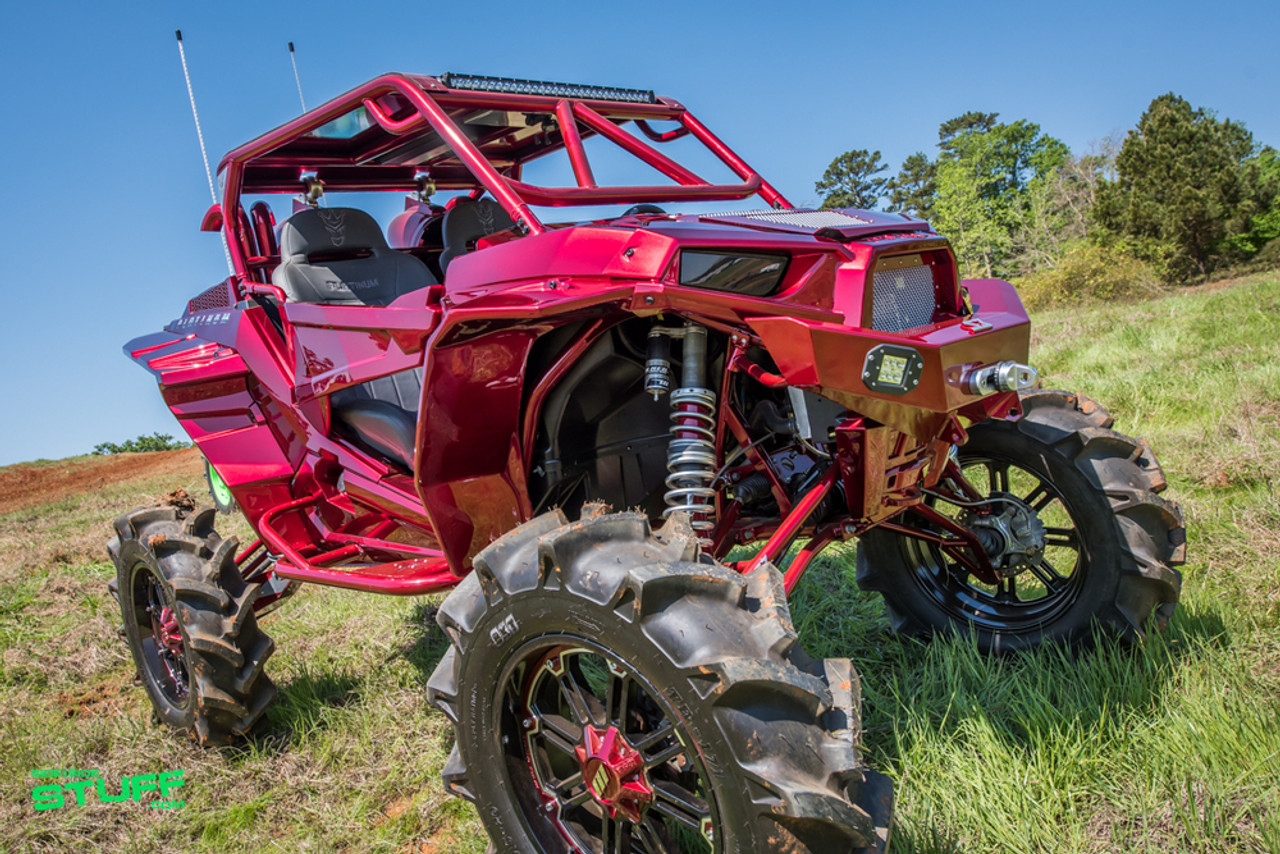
679 251 788 297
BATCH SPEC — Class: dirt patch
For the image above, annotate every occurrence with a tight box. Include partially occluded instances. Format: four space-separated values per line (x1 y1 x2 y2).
56 674 134 719
0 449 202 515
376 792 417 827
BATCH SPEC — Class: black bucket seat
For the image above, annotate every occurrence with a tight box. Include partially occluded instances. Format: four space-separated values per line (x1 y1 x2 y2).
273 207 437 470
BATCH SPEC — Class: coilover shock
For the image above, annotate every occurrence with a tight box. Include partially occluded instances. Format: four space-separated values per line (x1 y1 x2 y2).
647 323 718 542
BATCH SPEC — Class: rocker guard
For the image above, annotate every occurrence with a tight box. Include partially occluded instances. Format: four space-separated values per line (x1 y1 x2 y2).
746 279 1031 443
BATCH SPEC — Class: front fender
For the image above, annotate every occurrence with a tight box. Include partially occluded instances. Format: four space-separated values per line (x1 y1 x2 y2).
746 279 1030 442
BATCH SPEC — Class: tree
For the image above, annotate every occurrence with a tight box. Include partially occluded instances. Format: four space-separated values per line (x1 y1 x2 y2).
938 111 999 156
934 152 1011 278
1096 93 1262 282
1227 147 1280 255
1009 146 1114 275
930 113 1068 277
814 149 888 209
92 433 191 455
885 152 937 220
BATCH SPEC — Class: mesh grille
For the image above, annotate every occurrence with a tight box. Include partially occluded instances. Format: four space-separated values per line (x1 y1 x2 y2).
703 209 871 228
871 264 936 332
189 281 235 313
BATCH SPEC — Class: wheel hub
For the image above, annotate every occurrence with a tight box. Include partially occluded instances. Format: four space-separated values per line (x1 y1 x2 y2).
138 570 189 703
154 606 185 657
961 494 1047 578
574 723 653 822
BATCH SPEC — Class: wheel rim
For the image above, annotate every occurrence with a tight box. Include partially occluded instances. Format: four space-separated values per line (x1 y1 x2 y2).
498 636 720 853
903 453 1086 632
129 563 190 706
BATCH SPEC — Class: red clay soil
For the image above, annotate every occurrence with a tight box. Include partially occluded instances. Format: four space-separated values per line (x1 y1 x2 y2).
0 448 203 515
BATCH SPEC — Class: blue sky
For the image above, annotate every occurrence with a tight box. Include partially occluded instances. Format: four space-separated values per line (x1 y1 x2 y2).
1 0 1276 466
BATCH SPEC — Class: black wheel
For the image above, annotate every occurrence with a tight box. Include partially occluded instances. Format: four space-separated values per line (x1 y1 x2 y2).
108 505 276 745
428 507 892 854
857 389 1185 652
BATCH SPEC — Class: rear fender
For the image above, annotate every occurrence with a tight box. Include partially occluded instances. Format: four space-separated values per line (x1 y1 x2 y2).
123 312 298 530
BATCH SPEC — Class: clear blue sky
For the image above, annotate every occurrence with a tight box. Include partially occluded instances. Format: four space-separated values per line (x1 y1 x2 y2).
1 0 1276 466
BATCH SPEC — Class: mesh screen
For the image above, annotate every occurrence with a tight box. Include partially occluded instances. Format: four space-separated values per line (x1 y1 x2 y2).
871 264 936 332
703 209 872 229
189 281 235 313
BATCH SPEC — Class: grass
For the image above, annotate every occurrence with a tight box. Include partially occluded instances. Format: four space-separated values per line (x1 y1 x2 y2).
2 274 1279 852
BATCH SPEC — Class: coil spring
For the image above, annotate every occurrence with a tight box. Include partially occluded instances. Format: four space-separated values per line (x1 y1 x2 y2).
663 387 717 540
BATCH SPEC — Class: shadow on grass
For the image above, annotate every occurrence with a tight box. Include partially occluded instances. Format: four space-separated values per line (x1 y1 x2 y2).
399 600 451 683
219 602 452 755
887 820 968 854
254 668 363 744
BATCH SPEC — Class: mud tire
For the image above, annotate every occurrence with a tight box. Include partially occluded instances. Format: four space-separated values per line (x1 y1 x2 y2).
108 505 276 745
857 389 1185 652
428 507 892 853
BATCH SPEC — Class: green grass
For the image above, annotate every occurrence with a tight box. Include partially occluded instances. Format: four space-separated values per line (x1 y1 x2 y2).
2 275 1279 852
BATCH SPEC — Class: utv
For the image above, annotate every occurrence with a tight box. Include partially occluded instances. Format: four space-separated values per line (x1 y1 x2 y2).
107 71 1184 854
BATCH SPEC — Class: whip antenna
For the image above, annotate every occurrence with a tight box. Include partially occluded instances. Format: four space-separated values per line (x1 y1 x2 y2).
175 30 233 274
289 42 307 112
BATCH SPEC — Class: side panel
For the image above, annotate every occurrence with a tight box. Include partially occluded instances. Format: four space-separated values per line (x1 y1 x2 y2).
417 327 541 570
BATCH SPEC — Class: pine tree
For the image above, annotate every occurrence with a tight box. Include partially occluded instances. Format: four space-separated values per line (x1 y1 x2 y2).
814 149 889 210
886 152 937 220
1096 93 1261 281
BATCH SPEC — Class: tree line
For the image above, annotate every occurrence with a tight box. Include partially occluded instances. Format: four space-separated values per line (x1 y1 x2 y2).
815 94 1280 302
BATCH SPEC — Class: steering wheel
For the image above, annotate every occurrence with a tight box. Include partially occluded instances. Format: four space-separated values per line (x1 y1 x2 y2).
621 204 667 216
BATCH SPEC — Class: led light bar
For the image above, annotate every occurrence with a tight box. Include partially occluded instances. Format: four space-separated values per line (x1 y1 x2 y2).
440 73 657 104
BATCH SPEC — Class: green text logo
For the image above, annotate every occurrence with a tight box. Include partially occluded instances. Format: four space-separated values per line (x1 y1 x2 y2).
30 768 185 811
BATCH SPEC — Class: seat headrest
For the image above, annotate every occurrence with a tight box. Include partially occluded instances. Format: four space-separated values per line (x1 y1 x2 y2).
278 207 390 260
271 207 438 305
440 198 516 273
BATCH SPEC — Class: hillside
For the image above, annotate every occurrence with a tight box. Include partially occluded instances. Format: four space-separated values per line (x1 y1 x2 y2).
1 275 1277 853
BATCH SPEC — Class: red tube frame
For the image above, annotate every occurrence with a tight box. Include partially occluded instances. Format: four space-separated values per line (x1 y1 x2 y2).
744 465 839 573
216 73 791 281
256 493 456 594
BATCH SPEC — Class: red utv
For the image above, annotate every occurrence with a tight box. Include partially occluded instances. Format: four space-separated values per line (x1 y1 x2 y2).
107 71 1184 854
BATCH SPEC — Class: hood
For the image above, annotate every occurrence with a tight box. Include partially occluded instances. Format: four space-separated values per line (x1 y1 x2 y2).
693 208 931 242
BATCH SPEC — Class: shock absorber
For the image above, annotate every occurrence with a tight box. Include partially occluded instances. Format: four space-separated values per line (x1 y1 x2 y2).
660 323 718 542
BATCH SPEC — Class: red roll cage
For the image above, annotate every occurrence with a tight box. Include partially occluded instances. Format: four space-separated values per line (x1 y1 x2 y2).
213 72 793 278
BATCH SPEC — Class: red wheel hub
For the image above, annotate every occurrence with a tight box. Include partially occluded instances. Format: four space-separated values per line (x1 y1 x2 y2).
155 606 184 656
575 724 653 822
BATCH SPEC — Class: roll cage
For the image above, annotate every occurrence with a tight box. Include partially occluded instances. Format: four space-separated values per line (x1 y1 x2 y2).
212 71 792 281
